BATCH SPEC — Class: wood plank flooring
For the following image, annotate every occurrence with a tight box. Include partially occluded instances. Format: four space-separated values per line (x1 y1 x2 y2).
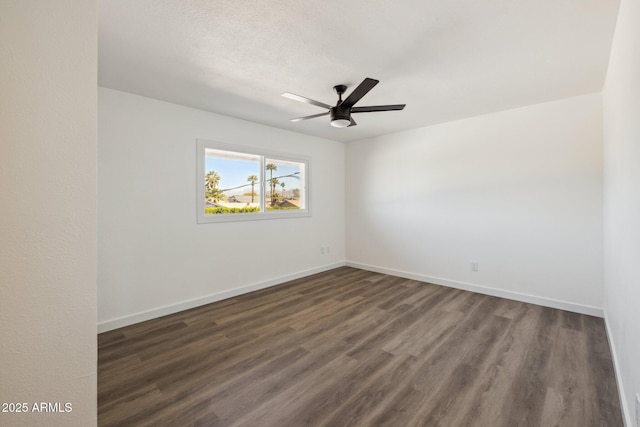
98 267 623 426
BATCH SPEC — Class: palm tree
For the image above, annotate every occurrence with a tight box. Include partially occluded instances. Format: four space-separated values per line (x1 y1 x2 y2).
280 182 286 200
266 163 277 206
247 174 258 203
206 170 220 189
205 170 225 203
269 178 279 206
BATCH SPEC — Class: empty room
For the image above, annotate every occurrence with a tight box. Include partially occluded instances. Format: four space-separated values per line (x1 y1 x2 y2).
2 0 639 426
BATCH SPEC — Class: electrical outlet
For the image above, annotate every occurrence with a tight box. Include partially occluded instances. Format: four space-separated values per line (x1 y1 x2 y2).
471 261 479 272
320 247 325 255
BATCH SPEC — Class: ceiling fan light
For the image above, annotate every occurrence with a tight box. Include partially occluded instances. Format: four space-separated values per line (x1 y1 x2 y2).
331 118 351 128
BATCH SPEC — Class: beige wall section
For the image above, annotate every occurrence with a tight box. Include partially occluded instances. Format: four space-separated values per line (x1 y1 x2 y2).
0 1 97 426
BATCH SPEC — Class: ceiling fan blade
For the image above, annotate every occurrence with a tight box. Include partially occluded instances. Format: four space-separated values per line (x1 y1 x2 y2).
348 117 357 127
282 92 332 110
351 104 406 113
290 111 330 122
340 78 379 109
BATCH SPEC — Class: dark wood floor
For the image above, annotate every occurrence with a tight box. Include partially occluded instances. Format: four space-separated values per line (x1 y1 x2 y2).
98 267 623 426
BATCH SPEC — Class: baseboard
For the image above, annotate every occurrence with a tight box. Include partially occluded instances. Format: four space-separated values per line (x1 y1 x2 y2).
604 310 633 427
345 261 604 317
97 261 346 333
99 260 603 332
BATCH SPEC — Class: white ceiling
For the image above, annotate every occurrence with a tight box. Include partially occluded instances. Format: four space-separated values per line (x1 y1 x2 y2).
99 0 620 143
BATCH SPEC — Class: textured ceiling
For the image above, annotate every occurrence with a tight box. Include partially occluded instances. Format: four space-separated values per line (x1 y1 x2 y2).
99 0 620 143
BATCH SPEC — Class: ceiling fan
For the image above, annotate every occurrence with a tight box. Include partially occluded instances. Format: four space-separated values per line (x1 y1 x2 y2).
282 78 406 128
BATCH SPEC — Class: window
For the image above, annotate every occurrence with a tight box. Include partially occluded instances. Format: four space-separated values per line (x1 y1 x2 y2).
197 139 309 223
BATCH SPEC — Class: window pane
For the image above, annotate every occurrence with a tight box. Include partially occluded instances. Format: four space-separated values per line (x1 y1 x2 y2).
204 148 261 215
197 139 310 223
264 158 306 210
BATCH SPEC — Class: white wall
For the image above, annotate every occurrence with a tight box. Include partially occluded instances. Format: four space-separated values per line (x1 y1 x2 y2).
346 93 604 314
0 1 97 426
98 88 345 330
603 0 640 423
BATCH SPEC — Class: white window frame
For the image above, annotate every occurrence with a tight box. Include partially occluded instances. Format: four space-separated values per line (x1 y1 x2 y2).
197 139 311 223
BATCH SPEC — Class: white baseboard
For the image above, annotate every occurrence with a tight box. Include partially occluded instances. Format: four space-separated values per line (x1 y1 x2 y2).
345 261 604 317
99 260 604 332
97 262 346 333
604 310 633 427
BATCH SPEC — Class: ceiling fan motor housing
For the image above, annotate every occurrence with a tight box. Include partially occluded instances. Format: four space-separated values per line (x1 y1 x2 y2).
330 105 350 123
